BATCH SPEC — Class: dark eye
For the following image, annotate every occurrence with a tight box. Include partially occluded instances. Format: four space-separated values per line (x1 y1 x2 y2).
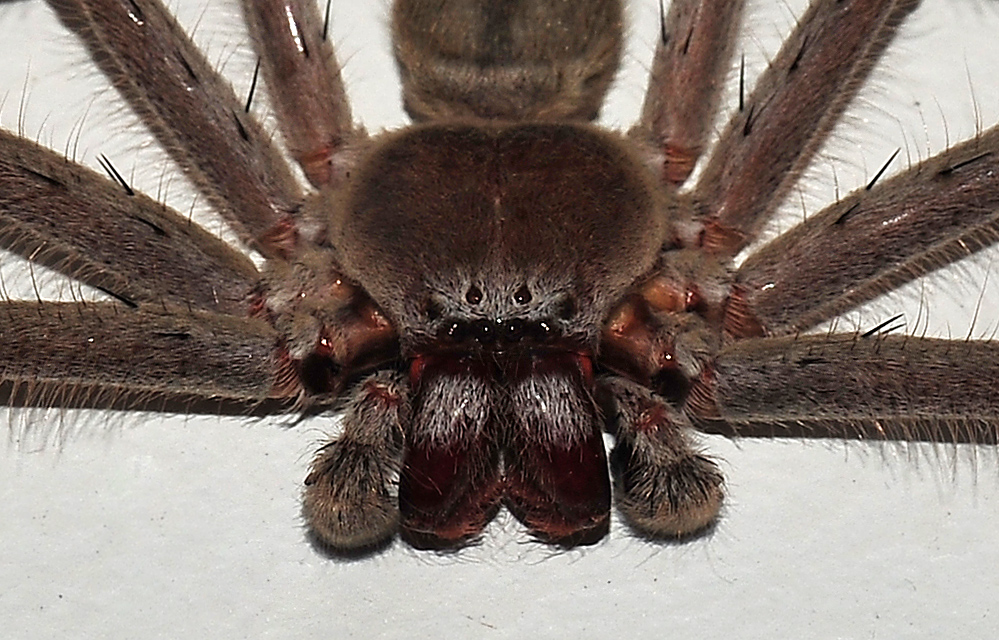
439 320 469 342
465 285 483 305
514 284 532 304
471 318 496 344
526 320 554 342
503 318 526 341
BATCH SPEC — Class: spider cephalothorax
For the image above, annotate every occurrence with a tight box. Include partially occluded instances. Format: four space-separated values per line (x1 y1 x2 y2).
296 120 680 547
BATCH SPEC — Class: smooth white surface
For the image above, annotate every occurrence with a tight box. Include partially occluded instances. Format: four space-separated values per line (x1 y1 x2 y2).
1 1 998 638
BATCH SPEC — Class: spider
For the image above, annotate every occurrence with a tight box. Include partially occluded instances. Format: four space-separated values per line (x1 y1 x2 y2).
1 0 997 555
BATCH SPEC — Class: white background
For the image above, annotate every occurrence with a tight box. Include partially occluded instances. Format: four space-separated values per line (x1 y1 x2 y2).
1 0 999 638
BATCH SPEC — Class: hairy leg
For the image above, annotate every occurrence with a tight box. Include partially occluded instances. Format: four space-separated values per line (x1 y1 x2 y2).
629 0 744 186
240 0 364 189
303 370 409 550
0 301 281 403
691 0 918 254
46 0 303 256
729 124 999 336
599 375 723 538
688 333 999 443
0 129 258 314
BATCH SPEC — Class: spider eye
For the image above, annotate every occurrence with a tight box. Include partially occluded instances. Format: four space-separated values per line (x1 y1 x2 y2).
465 285 483 305
514 285 532 305
527 320 554 342
471 318 497 344
440 320 469 341
503 318 526 341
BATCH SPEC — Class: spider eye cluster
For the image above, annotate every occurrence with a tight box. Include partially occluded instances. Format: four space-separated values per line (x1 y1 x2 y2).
438 316 556 346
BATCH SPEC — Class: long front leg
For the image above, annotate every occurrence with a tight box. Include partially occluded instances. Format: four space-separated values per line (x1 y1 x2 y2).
240 0 364 189
0 129 258 315
46 0 303 256
687 333 999 443
629 0 744 186
0 302 283 404
691 0 917 255
728 124 999 337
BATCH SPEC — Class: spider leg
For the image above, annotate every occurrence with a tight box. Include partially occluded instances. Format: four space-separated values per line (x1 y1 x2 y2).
303 371 408 551
240 0 364 189
729 125 999 336
629 0 745 186
0 301 283 406
691 0 917 255
687 333 999 443
46 0 303 256
0 129 258 315
598 375 723 538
